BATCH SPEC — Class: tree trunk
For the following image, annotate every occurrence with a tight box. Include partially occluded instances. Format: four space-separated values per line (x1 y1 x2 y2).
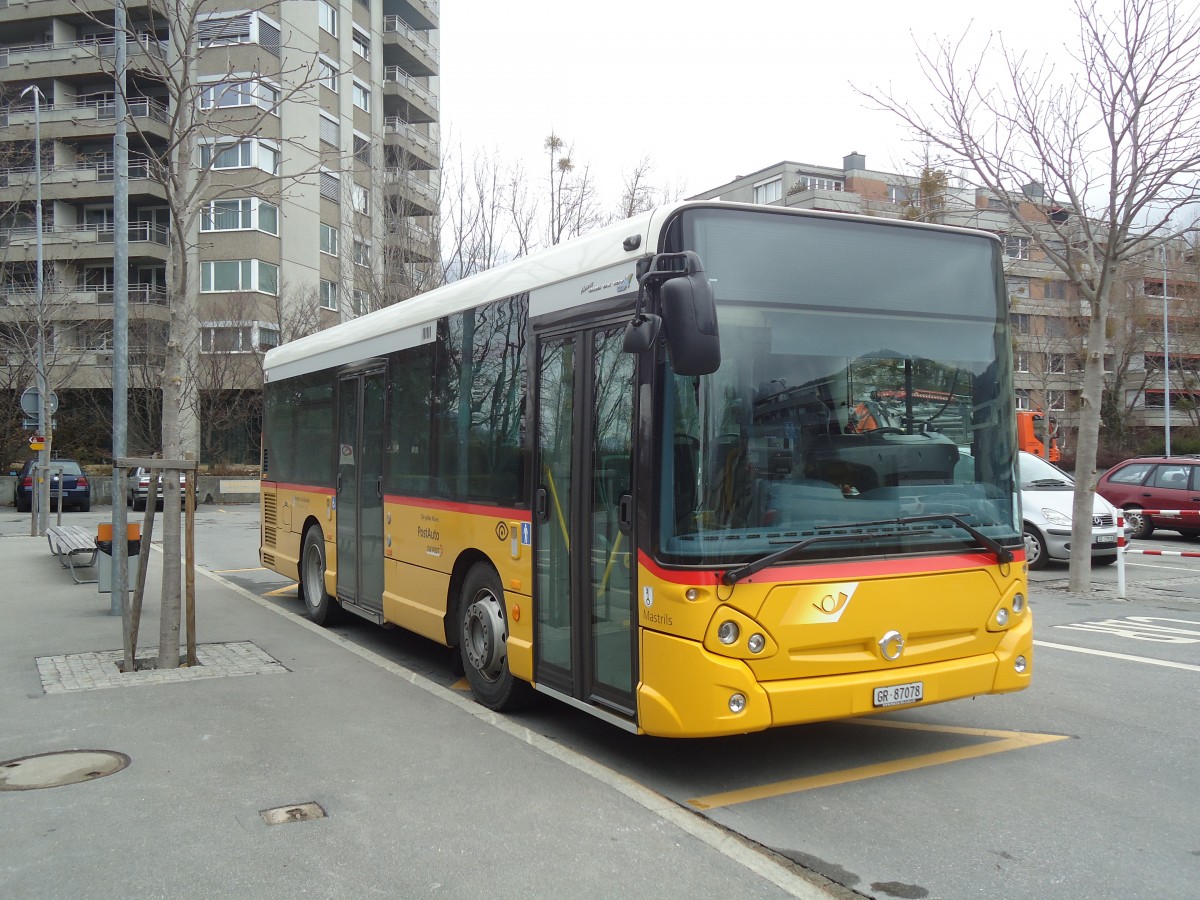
1067 285 1110 593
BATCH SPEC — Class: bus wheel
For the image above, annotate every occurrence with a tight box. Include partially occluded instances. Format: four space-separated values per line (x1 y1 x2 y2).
459 563 529 711
300 525 339 625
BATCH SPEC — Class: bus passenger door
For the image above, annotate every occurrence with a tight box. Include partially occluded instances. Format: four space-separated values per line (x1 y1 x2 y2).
534 325 637 720
336 367 386 617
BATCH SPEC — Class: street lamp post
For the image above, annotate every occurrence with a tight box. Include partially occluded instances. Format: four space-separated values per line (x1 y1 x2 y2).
1163 241 1171 457
19 84 48 536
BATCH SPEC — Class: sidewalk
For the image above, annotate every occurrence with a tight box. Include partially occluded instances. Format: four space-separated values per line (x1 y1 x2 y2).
0 530 836 900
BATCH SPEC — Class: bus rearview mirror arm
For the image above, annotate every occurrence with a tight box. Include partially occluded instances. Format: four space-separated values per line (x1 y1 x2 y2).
622 251 720 376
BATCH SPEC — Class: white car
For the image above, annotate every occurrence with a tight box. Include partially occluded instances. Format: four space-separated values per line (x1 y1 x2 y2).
1019 450 1124 570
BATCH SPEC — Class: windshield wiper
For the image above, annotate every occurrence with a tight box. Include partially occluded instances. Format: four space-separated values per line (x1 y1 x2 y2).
721 514 1013 585
1028 478 1070 487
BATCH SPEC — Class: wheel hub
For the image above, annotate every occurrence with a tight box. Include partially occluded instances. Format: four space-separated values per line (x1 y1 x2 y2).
463 590 507 682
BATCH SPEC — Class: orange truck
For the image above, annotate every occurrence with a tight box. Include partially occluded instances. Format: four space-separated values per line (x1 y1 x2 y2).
1017 409 1060 461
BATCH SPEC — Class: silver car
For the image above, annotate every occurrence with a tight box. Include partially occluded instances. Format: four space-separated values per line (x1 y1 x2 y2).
126 466 190 512
1019 451 1124 570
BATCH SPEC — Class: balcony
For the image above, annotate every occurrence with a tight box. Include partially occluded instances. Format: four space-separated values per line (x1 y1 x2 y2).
382 16 438 77
1 283 169 308
1 97 170 143
0 0 160 26
0 157 164 204
382 168 437 216
383 118 438 169
0 221 169 263
382 66 437 124
385 220 434 263
0 34 167 81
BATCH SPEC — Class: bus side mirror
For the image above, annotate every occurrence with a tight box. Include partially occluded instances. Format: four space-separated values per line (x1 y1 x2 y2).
661 269 720 376
622 313 662 354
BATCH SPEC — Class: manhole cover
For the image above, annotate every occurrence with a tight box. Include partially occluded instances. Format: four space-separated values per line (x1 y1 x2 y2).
0 750 130 791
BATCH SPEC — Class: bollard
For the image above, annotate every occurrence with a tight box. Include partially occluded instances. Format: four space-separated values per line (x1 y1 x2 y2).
1116 514 1126 601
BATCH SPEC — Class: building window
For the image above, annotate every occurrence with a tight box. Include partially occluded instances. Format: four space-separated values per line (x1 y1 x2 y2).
1004 234 1031 260
1015 390 1031 411
353 134 371 164
1046 390 1066 411
888 184 917 204
352 81 370 112
351 183 369 215
353 240 371 267
200 139 279 175
1010 312 1031 334
201 259 279 295
1014 352 1030 373
1006 277 1030 299
1044 279 1067 300
353 288 369 314
319 223 338 255
1047 353 1067 374
200 198 279 235
318 57 339 92
352 27 370 60
320 170 341 202
318 114 340 147
794 175 843 192
318 1 338 37
197 14 252 47
753 178 782 204
319 279 338 310
201 322 281 353
200 78 280 111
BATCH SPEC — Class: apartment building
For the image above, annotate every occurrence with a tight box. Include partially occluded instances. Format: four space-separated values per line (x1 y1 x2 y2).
0 0 439 460
693 154 1200 450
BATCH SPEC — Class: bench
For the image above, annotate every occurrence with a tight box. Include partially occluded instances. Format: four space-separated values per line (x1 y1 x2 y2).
46 525 99 584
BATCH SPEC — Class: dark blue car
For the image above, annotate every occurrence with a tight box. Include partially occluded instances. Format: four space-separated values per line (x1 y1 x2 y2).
16 459 92 512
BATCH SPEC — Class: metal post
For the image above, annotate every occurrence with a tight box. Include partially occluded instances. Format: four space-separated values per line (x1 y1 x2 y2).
1163 240 1171 458
20 85 48 536
112 0 130 617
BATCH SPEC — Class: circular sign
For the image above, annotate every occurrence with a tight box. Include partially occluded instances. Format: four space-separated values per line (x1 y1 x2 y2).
20 387 59 417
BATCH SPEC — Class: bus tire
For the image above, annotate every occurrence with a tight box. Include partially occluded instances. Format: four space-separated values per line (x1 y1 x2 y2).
459 563 530 711
300 524 339 625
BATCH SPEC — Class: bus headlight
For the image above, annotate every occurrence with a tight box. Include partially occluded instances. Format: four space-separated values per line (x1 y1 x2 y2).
717 621 740 645
729 693 747 713
995 608 1010 627
1014 655 1028 674
747 633 765 654
1012 593 1025 614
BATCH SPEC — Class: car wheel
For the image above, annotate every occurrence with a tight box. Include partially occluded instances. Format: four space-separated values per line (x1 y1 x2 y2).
299 524 339 625
458 562 532 711
1124 508 1154 539
1093 555 1118 566
1023 524 1049 570
133 496 146 512
1177 529 1200 541
79 498 91 512
16 496 30 513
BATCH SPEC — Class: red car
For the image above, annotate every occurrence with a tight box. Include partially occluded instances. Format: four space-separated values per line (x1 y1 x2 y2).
1095 456 1200 539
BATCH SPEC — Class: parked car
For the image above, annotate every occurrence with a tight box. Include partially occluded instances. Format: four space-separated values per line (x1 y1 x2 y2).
127 465 189 511
1019 451 1124 570
1096 455 1200 540
15 458 92 512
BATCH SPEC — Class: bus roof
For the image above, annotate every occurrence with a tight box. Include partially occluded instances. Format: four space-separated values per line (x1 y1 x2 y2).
263 201 1000 382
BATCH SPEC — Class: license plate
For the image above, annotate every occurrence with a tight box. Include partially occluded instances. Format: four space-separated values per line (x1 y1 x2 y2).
1096 534 1117 544
873 681 924 708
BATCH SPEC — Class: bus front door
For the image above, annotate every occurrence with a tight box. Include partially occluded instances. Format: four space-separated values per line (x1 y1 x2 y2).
534 324 637 721
336 367 386 618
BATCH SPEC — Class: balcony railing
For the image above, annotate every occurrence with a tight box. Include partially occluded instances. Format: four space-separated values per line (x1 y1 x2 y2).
383 168 438 205
0 221 169 247
0 157 154 187
382 67 439 111
0 284 168 306
0 33 167 68
383 118 438 155
0 97 170 127
382 17 439 65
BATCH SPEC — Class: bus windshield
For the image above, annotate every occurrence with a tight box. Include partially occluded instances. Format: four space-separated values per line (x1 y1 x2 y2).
657 208 1020 566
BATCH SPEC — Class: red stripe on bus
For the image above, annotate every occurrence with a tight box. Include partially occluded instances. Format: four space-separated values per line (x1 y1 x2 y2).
636 548 1022 585
263 482 335 496
384 495 533 522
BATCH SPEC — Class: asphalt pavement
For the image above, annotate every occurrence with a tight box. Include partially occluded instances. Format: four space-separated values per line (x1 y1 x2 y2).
0 509 840 900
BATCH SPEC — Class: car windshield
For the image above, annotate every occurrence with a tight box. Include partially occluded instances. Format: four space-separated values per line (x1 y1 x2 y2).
1020 452 1072 489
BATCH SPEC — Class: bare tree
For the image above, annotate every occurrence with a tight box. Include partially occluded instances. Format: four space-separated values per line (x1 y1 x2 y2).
860 0 1200 592
544 132 601 246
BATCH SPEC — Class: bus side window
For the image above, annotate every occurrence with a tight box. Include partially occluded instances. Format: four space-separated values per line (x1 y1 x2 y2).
673 434 699 530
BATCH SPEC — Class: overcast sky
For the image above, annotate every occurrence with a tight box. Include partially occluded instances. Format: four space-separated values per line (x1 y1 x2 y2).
437 0 1084 205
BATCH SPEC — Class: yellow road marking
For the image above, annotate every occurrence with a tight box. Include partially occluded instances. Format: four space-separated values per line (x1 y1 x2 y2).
263 583 299 597
688 719 1070 810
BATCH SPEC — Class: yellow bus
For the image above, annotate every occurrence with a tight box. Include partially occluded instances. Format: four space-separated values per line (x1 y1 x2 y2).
261 202 1031 737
